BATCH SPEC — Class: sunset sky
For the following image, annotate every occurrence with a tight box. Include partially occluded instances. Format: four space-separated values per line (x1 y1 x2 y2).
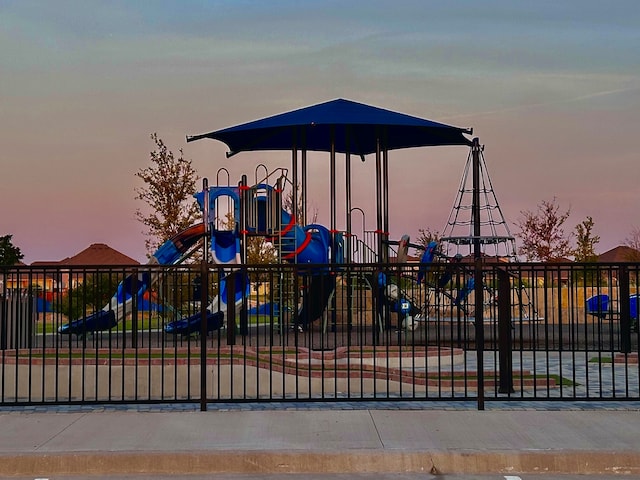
1 0 639 264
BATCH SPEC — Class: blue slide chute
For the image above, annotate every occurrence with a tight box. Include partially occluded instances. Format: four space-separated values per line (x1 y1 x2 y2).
164 310 224 336
59 224 206 337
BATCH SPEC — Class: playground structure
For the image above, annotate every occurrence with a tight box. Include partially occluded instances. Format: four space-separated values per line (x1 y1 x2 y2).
586 293 640 332
58 99 538 339
7 99 637 408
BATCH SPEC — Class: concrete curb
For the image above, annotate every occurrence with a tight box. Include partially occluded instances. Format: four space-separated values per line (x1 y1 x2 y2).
2 450 640 477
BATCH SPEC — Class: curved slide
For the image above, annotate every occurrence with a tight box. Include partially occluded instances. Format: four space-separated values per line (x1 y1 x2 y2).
59 184 339 337
59 224 206 337
261 197 341 328
164 272 250 336
165 193 336 335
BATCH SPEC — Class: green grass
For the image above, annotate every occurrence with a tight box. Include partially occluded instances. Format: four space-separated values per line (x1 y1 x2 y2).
589 356 613 363
36 315 166 334
37 313 284 335
547 374 577 387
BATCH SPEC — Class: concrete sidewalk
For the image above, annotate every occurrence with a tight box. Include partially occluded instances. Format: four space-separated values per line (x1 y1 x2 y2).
1 407 640 477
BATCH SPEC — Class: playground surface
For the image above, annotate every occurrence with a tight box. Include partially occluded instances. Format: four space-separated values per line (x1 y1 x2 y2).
1 403 640 477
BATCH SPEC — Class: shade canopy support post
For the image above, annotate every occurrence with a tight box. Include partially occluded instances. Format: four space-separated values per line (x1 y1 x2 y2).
382 143 389 264
290 137 299 261
346 143 352 264
375 135 383 262
301 147 307 226
330 126 337 264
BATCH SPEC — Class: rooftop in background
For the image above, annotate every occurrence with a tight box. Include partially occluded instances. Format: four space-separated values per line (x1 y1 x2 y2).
598 245 640 263
30 243 140 266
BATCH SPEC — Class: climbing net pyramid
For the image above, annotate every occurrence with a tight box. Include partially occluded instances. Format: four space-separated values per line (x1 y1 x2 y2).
440 145 518 261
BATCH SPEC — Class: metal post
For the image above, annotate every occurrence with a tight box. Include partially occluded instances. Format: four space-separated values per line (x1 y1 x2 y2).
200 177 209 412
239 175 249 339
0 293 7 350
382 145 389 264
472 138 485 410
497 268 514 393
375 136 383 262
240 175 248 264
620 265 631 354
131 269 138 348
292 143 298 226
346 149 352 329
330 126 336 264
346 127 352 264
301 148 307 226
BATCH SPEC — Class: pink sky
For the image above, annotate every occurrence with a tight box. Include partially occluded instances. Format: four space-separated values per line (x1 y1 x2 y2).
1 1 639 264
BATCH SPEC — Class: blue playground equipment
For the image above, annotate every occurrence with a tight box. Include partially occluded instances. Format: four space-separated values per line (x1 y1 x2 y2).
60 99 485 337
586 293 639 332
59 172 344 338
58 223 206 337
586 294 611 319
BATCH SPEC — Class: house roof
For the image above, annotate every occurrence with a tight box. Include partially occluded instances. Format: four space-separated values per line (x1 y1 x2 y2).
598 245 640 262
60 243 139 266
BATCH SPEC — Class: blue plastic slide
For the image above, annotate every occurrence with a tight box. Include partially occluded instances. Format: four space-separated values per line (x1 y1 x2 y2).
164 310 224 336
59 223 206 337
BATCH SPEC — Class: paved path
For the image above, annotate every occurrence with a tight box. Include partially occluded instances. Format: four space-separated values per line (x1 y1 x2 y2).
1 402 640 477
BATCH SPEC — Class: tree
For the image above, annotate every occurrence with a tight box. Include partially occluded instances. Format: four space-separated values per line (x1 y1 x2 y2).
282 183 318 226
414 227 441 256
573 216 600 262
623 226 640 261
515 197 573 261
135 133 201 255
58 273 120 320
0 234 24 267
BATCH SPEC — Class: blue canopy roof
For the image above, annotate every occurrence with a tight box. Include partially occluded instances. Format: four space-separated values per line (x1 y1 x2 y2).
187 99 472 156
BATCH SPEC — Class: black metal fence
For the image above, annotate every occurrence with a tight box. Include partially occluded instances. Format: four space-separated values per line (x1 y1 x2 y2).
1 261 638 407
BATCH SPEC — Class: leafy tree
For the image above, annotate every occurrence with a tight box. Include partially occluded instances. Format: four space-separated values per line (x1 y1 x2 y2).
515 197 573 261
623 226 640 261
135 133 201 255
58 273 120 319
218 212 276 265
0 234 24 267
573 216 600 262
282 183 318 226
246 237 277 265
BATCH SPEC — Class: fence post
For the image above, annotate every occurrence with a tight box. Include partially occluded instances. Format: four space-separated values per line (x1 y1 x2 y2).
619 265 631 354
200 177 210 412
0 295 6 350
497 268 514 394
199 258 209 412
